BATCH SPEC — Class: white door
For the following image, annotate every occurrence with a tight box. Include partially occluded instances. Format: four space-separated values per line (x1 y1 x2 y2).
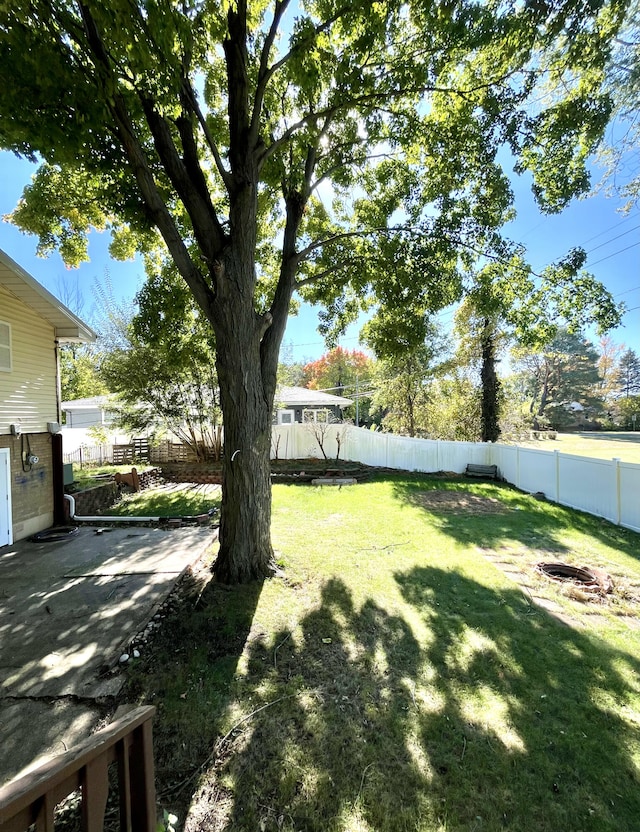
0 448 12 546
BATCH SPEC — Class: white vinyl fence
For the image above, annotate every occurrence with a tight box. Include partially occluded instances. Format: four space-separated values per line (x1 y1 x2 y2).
271 423 640 534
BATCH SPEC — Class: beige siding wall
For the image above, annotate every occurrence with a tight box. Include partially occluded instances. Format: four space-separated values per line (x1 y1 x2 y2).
0 286 58 434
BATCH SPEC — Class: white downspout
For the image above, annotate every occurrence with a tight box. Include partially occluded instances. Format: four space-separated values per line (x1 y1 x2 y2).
64 493 160 524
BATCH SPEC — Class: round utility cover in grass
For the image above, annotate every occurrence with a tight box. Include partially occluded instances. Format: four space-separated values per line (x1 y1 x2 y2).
536 562 613 593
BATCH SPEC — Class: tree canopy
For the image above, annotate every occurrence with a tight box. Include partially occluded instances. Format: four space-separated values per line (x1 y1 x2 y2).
100 263 223 460
0 0 627 581
513 330 604 428
372 340 446 437
599 0 640 208
301 347 374 423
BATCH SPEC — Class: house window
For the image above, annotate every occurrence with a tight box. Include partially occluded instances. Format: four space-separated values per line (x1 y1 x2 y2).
0 322 11 372
303 408 330 423
278 409 295 424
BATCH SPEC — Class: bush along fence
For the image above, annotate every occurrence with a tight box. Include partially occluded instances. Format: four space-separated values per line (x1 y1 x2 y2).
271 424 640 534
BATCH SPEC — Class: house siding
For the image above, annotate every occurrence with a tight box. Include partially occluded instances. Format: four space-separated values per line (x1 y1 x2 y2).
0 286 59 435
0 433 53 539
0 286 59 540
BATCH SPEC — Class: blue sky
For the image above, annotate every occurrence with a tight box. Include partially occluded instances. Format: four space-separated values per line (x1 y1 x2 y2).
0 149 638 364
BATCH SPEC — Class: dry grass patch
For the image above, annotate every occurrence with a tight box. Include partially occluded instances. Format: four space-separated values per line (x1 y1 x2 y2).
412 489 505 514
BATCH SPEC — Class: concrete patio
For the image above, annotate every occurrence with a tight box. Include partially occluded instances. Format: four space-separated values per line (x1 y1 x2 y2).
0 524 214 785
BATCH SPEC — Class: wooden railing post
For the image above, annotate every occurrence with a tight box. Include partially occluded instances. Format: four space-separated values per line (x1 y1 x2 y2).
129 722 156 832
0 706 156 832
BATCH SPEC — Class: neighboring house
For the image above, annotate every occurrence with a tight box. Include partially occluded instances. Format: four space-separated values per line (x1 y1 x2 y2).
274 385 353 425
0 250 96 544
61 395 115 428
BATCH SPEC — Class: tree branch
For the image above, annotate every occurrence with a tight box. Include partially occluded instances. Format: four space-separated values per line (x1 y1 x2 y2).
260 65 530 169
294 263 351 289
264 5 352 82
250 0 292 147
140 97 225 261
76 3 216 318
224 0 252 179
295 227 392 264
180 79 233 190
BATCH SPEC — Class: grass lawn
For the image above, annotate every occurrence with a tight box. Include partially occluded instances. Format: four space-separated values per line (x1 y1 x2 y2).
123 475 640 832
105 482 221 518
513 431 640 464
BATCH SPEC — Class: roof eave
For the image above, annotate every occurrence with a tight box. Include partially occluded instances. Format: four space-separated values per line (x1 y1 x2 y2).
0 249 97 343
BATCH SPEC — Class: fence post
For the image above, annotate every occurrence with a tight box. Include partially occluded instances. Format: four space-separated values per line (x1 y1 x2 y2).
554 450 560 503
613 458 621 526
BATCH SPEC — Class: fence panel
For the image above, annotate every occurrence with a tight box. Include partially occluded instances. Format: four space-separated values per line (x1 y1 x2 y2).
343 427 388 467
490 444 519 484
149 441 199 463
271 424 314 460
112 444 135 465
619 461 640 533
557 454 619 523
385 434 432 472
444 440 492 473
513 447 556 497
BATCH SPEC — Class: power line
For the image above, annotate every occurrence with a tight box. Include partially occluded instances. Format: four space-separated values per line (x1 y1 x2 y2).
575 210 639 249
515 209 639 265
587 241 640 268
280 334 362 351
584 224 640 255
614 284 640 298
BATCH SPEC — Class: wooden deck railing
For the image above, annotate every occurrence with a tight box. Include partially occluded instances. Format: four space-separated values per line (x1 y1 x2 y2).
0 706 156 832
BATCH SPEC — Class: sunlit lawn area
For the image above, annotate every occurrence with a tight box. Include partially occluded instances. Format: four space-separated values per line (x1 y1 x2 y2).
123 475 640 832
106 482 221 518
514 431 640 463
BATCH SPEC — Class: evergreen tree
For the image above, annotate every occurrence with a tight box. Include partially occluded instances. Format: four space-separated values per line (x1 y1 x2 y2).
513 331 604 428
617 348 640 397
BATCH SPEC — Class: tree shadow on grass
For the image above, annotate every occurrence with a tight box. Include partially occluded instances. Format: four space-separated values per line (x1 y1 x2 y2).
182 570 640 832
389 475 640 566
187 577 427 831
121 572 264 828
395 566 640 831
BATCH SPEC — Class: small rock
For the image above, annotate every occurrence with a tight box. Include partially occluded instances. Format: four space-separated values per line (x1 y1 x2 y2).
119 653 130 664
133 649 140 658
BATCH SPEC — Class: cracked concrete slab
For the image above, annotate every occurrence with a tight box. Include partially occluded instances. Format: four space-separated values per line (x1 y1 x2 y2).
0 525 215 785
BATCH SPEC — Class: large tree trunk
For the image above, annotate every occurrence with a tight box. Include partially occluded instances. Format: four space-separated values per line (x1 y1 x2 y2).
209 231 280 583
214 357 276 583
537 365 551 417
